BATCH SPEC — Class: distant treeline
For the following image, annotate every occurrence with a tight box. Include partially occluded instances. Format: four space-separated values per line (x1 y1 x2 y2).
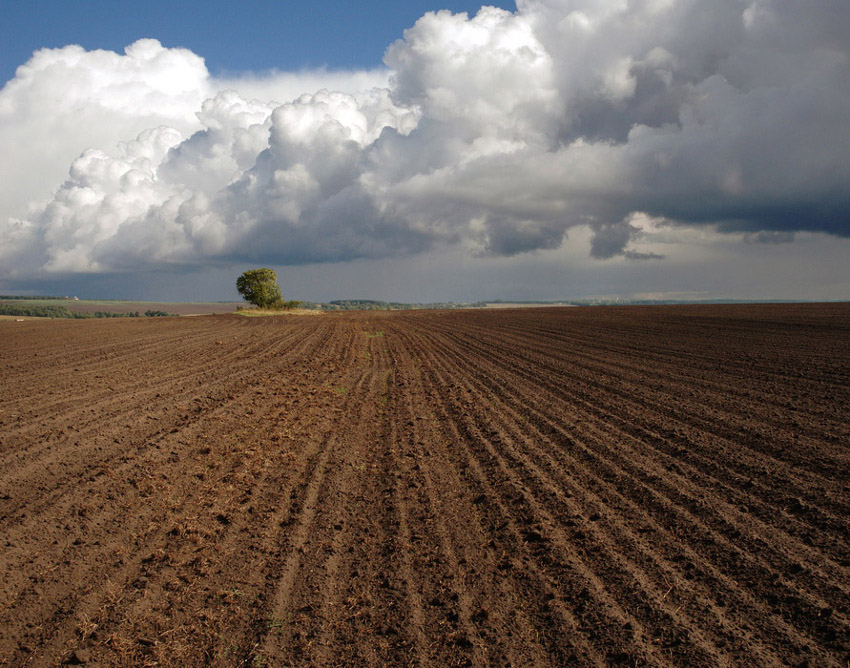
0 295 66 300
0 304 174 318
320 299 487 311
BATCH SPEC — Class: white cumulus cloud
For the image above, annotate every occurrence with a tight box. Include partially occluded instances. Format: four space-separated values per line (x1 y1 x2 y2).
2 0 849 282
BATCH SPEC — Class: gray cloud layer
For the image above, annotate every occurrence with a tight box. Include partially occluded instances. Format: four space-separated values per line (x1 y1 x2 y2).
2 0 849 280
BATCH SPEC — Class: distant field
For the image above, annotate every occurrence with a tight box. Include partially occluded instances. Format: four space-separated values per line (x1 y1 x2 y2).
0 298 243 316
483 302 578 308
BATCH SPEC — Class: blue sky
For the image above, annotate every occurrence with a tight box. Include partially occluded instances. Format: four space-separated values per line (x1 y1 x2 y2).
1 1 511 84
1 1 849 302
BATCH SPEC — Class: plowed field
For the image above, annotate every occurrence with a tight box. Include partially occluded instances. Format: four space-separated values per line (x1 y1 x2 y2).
1 304 848 666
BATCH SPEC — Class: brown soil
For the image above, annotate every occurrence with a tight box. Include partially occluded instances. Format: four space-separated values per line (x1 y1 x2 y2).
1 304 847 666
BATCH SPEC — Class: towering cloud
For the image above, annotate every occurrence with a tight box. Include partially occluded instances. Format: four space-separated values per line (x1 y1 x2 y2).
2 0 849 281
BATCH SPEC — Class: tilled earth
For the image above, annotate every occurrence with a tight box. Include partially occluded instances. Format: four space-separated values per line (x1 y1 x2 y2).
1 304 848 666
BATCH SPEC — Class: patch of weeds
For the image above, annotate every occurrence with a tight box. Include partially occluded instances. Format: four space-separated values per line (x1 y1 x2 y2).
323 381 350 396
363 330 385 338
267 615 287 634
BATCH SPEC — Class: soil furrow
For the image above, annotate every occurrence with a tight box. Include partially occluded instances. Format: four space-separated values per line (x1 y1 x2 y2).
416 322 849 652
388 318 834 664
437 322 849 560
410 327 809 664
2 304 847 667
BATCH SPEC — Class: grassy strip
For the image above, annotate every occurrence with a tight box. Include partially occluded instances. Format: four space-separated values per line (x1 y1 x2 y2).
235 309 322 317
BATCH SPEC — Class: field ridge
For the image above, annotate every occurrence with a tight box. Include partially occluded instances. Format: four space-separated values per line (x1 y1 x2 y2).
0 304 847 666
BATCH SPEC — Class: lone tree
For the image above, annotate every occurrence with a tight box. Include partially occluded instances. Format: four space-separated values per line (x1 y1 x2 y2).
236 268 283 308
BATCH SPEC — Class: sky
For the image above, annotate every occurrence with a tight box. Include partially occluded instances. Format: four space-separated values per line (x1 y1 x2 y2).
1 0 849 303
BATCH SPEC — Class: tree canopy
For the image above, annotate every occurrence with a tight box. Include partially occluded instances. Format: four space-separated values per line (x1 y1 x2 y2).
236 268 282 308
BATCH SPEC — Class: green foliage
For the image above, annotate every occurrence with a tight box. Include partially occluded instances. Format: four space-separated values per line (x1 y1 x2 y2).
89 311 128 318
266 300 303 311
0 303 175 318
0 304 76 318
0 295 65 300
236 268 283 308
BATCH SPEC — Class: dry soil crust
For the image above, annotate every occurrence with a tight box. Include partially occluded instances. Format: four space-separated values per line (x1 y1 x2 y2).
0 304 847 666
